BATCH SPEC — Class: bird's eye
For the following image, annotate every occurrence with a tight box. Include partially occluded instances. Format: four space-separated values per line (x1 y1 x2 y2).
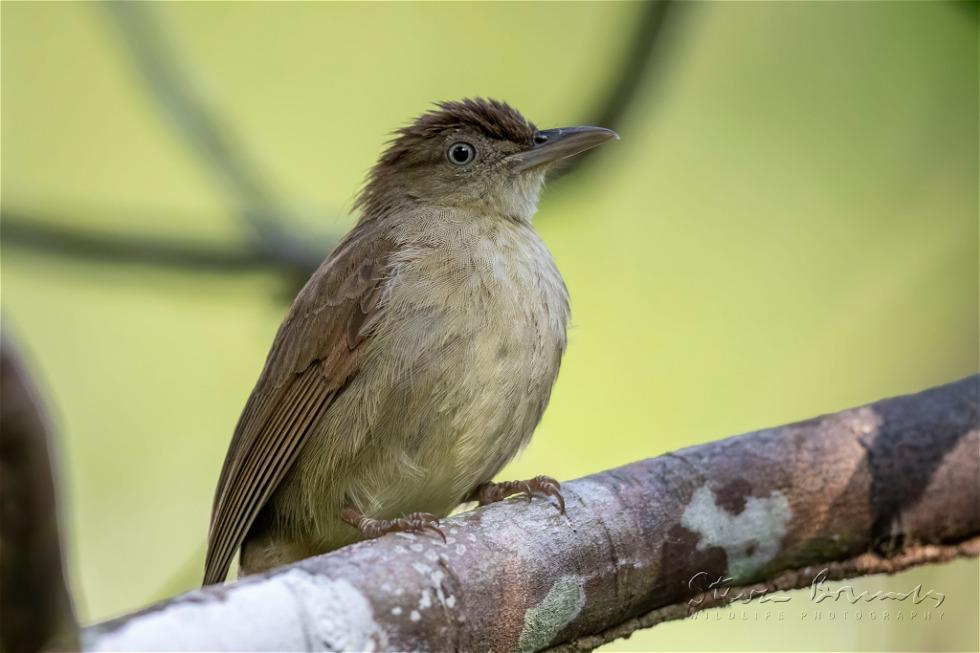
447 142 476 166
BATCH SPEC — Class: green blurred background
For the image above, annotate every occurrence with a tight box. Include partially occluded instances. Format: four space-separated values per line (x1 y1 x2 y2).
2 2 977 651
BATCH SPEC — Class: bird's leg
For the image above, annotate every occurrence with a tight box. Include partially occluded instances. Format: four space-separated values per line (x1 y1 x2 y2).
467 475 565 514
340 505 446 542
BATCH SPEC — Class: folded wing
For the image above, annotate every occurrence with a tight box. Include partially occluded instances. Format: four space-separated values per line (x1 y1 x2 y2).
203 222 392 585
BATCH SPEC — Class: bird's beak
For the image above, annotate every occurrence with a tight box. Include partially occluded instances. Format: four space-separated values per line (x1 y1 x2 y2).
507 126 619 173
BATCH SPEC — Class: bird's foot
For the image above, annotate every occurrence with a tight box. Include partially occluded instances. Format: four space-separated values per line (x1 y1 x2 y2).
341 506 446 542
469 475 565 514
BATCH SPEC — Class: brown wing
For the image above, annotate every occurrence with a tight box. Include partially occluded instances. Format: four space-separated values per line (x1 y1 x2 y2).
203 220 392 585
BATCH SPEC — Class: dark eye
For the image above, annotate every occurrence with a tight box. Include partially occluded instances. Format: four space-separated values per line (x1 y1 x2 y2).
447 142 476 166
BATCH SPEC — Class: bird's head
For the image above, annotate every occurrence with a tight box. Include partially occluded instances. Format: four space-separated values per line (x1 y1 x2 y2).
355 98 618 223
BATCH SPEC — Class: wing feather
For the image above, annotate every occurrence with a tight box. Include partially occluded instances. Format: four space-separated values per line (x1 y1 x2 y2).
205 373 326 584
203 221 392 585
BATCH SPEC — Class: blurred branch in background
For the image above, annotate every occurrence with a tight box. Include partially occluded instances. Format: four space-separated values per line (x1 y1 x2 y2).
554 0 674 180
0 336 80 653
0 1 676 287
82 377 979 652
1 210 271 275
101 1 328 278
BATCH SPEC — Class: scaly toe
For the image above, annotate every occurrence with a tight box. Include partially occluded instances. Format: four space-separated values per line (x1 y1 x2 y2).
520 481 534 502
363 520 389 539
530 475 565 514
404 511 438 523
403 513 445 542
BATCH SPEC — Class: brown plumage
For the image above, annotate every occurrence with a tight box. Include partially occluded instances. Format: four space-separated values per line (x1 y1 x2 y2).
354 99 537 219
387 98 537 148
204 98 617 585
204 223 391 585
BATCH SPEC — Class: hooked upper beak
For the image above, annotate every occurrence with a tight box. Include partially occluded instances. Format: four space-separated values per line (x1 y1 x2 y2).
508 126 619 173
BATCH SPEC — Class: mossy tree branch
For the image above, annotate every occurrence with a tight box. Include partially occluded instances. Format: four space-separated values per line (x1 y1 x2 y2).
82 376 979 652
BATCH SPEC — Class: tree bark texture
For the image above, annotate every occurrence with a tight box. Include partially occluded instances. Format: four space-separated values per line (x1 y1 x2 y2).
83 376 979 652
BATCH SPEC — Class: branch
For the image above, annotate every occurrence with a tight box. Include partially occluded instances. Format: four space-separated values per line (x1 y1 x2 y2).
554 0 675 179
0 210 324 291
101 2 331 272
0 337 79 653
82 376 979 652
1 211 270 274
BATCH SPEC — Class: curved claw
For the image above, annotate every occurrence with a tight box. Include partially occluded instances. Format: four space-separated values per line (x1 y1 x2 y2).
520 481 533 502
423 522 447 543
555 492 566 514
536 476 565 515
531 475 566 514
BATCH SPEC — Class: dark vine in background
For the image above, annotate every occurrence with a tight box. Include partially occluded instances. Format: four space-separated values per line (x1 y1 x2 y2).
0 1 677 289
103 1 326 277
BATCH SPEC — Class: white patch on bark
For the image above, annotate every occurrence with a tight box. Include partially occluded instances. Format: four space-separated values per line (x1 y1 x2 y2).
517 575 586 653
282 571 387 652
85 570 385 652
681 485 791 581
430 569 449 609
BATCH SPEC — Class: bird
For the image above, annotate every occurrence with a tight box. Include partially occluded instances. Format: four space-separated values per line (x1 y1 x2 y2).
203 98 618 585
